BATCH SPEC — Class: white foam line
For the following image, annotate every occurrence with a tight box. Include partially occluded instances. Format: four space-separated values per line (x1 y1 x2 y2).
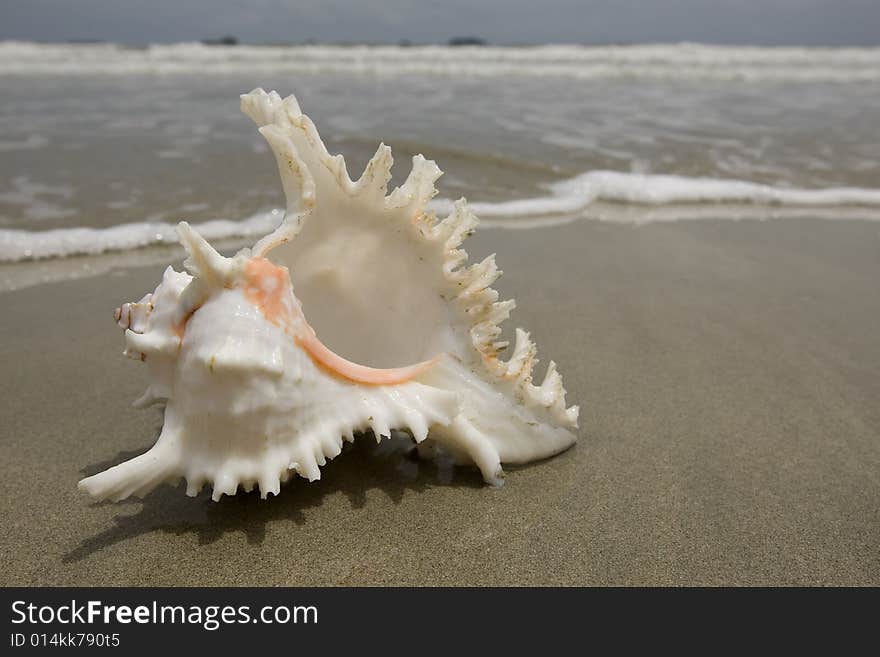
0 211 280 263
436 171 880 218
2 42 880 82
4 171 880 264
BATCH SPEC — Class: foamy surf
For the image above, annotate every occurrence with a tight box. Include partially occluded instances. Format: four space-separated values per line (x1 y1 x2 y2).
444 171 880 218
2 42 880 82
3 172 880 264
0 211 281 262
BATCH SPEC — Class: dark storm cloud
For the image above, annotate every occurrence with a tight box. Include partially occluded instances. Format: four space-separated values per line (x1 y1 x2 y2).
1 0 877 46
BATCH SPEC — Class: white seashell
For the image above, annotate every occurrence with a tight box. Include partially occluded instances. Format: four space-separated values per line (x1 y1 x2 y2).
79 89 579 501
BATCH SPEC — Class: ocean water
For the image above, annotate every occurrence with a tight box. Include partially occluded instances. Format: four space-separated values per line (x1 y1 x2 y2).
1 42 879 263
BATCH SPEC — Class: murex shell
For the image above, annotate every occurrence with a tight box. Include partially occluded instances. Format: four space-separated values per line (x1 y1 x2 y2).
79 89 579 502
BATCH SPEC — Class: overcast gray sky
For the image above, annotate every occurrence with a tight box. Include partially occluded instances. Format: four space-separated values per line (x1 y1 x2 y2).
2 0 878 46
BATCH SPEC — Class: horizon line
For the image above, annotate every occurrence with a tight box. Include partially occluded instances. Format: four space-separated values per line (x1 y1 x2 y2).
3 38 880 49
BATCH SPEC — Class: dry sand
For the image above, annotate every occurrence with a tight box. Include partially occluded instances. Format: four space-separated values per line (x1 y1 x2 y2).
1 217 878 585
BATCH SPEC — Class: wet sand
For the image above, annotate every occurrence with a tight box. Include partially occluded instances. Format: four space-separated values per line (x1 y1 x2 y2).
1 217 878 585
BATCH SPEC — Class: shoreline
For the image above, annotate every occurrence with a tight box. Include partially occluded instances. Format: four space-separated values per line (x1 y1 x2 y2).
5 208 880 293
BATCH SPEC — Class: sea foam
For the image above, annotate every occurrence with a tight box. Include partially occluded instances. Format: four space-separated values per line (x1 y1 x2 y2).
3 172 880 263
0 212 280 262
453 171 880 217
1 42 879 82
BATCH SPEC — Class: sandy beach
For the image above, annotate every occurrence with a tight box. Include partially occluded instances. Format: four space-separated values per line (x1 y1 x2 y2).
1 216 877 586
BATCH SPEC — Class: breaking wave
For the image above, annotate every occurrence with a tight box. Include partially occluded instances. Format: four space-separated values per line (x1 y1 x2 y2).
0 212 281 262
450 171 880 217
3 172 880 263
2 41 880 82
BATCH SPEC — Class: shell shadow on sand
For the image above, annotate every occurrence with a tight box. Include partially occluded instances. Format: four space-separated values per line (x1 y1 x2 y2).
64 429 485 563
